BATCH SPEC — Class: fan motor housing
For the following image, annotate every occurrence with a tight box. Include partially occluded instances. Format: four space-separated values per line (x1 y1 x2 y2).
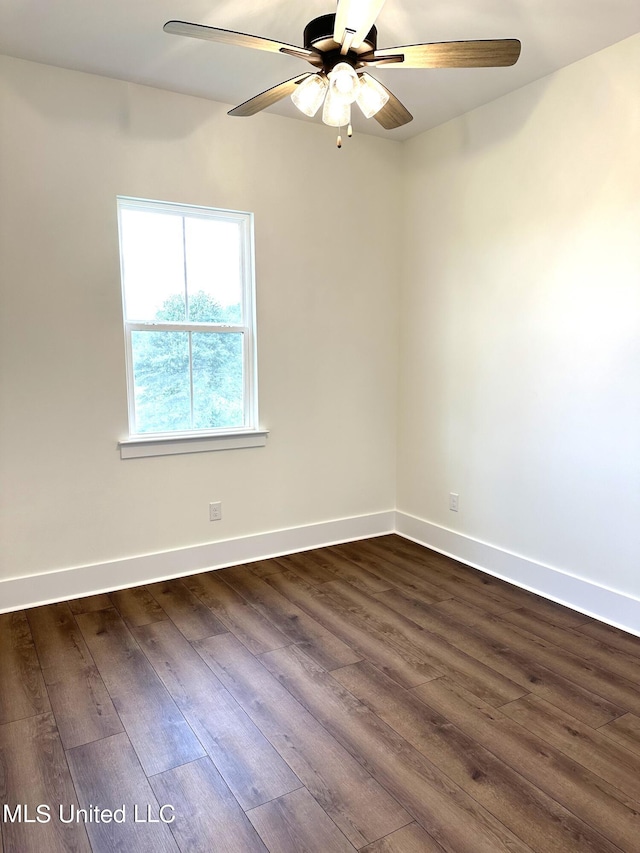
303 14 377 55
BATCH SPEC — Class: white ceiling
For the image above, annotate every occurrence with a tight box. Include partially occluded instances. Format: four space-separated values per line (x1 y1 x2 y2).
1 0 639 140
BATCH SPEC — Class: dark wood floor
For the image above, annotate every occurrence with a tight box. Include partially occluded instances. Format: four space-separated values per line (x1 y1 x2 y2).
2 536 640 852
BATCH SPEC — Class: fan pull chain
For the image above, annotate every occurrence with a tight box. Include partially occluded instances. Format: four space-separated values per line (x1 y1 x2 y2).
336 124 354 148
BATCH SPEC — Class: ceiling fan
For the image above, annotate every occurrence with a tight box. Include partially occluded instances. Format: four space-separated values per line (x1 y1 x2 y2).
164 0 521 145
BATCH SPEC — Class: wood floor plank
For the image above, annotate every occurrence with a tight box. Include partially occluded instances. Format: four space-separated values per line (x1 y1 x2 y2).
298 546 394 594
67 732 177 853
26 602 123 749
414 677 640 853
75 608 205 775
431 594 563 645
147 579 228 641
247 787 357 853
371 538 541 613
440 599 640 717
195 632 411 848
260 644 535 853
67 594 112 615
501 607 640 686
0 611 50 724
360 823 446 853
134 619 300 809
392 539 592 628
182 570 290 654
375 587 622 726
377 537 590 627
500 693 640 802
274 552 338 585
357 540 519 615
576 620 640 656
325 579 525 705
335 541 454 604
266 570 440 688
149 757 268 853
599 712 640 757
110 586 168 627
504 595 592 629
248 559 285 578
334 660 621 853
0 713 91 853
369 537 523 597
219 565 361 670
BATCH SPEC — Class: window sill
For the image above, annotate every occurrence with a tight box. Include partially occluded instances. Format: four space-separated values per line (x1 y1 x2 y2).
119 429 269 459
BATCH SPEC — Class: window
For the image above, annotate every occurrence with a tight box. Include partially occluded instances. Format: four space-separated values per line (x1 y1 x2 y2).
117 197 265 458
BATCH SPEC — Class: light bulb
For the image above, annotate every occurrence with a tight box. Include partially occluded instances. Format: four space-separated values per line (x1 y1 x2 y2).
322 86 351 127
328 62 359 105
356 73 390 119
291 74 328 117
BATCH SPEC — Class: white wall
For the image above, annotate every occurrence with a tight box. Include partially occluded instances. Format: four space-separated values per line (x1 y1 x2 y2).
0 56 401 583
2 33 639 621
398 34 640 600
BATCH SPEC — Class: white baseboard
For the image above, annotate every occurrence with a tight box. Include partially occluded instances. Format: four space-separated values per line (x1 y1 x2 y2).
396 511 640 638
4 508 639 639
0 511 395 614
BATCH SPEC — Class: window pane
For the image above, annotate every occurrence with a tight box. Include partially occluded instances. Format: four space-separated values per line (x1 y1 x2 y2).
185 218 243 324
118 197 256 440
192 332 244 429
131 331 190 433
121 208 186 322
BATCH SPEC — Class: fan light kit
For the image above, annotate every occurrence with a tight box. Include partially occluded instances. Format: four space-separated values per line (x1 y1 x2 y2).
164 1 521 148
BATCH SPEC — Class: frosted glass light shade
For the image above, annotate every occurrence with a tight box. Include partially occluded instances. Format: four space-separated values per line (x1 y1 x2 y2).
356 73 389 119
291 74 328 117
322 86 351 127
328 62 360 104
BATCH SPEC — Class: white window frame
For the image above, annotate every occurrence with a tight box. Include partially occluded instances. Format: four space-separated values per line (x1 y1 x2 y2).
116 196 267 458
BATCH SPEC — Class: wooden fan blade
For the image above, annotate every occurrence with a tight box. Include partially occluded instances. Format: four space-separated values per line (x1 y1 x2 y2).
363 38 521 68
373 84 413 129
228 74 312 117
163 21 322 65
333 0 386 49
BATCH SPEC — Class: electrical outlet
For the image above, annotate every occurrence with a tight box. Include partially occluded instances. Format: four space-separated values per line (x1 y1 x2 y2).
449 493 459 512
209 501 222 522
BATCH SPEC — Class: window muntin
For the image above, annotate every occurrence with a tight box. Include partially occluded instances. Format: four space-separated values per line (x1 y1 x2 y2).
118 197 256 438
